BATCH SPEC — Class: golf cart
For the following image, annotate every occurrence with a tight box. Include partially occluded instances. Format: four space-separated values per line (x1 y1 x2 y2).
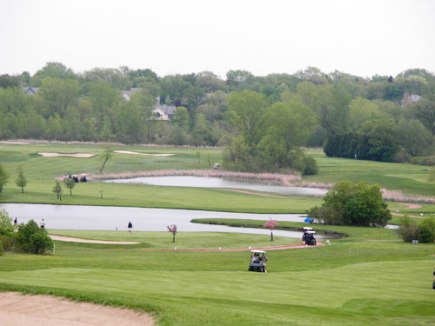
302 228 317 246
248 250 268 273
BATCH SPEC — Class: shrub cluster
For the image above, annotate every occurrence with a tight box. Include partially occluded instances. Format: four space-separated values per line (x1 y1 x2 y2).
398 216 435 243
0 209 53 255
308 181 391 226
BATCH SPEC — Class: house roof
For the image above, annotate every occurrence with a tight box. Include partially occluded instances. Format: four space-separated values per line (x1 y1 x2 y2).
22 87 39 95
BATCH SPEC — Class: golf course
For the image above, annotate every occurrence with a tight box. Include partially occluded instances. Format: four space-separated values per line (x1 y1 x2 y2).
0 142 434 325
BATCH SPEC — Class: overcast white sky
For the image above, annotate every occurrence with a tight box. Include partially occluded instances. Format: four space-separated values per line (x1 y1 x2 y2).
1 0 434 79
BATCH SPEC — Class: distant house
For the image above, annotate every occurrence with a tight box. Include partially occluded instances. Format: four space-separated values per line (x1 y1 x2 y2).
121 90 176 121
22 87 39 95
152 98 176 121
401 93 421 106
121 88 141 101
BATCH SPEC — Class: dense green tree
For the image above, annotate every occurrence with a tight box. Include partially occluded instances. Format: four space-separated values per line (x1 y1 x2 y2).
309 181 391 226
258 99 316 171
63 177 76 196
15 220 53 254
83 67 130 89
116 102 145 144
39 78 79 117
0 164 8 193
0 74 20 88
172 106 190 130
16 166 27 193
398 216 435 243
0 208 15 252
361 119 400 161
396 119 433 156
31 62 76 86
408 98 435 133
52 181 63 201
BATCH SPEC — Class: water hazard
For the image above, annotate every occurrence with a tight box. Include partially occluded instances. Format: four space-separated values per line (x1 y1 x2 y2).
105 176 327 196
1 204 306 238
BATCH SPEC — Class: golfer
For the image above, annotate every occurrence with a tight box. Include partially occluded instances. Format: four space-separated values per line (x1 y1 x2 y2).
128 221 133 233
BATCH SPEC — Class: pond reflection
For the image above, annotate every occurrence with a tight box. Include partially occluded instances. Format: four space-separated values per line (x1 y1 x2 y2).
105 176 327 196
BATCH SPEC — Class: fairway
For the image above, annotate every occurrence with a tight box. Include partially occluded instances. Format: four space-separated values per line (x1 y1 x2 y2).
1 143 435 325
0 229 434 325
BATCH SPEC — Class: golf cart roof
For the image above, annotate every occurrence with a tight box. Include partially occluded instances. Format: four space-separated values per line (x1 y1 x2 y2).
251 250 266 254
306 231 316 234
303 227 313 230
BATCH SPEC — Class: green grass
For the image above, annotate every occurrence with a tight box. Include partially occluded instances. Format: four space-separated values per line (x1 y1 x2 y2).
0 143 434 214
1 144 434 324
305 148 435 196
0 230 434 325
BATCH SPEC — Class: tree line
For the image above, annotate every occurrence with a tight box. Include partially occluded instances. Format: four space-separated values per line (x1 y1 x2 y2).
0 63 434 169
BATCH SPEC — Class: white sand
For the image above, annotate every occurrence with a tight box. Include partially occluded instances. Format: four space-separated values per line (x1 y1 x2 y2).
50 235 139 245
39 152 95 158
0 292 155 326
114 150 174 157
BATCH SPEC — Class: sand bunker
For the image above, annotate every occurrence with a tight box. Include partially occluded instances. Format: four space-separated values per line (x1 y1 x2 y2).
0 292 155 326
39 152 95 158
114 150 174 157
50 235 139 245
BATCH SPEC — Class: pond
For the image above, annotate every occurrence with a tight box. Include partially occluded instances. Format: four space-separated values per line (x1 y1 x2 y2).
105 176 328 196
1 204 307 238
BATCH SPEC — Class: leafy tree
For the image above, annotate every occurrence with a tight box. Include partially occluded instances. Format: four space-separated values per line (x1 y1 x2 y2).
0 209 14 236
15 166 27 193
15 219 53 254
172 106 190 130
63 176 76 196
52 180 63 201
0 163 9 193
396 119 432 156
116 102 145 144
0 209 15 252
398 216 435 243
167 224 177 243
263 219 277 241
39 78 79 117
31 62 77 86
99 147 113 173
309 181 391 226
0 74 20 88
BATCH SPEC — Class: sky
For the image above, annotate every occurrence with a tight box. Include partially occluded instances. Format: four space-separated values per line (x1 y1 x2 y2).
1 0 434 79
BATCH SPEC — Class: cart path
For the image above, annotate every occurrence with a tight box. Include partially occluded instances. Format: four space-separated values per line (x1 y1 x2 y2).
0 292 155 326
50 235 322 251
50 235 140 245
140 242 323 252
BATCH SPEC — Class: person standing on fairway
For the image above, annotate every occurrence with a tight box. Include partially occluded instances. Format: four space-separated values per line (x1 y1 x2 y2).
128 221 133 233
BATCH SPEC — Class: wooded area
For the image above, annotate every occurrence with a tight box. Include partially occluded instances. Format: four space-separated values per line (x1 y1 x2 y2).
0 63 434 171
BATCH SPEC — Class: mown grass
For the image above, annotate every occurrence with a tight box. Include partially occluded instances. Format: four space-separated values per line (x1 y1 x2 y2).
0 229 434 325
0 143 434 214
305 148 435 196
0 143 434 324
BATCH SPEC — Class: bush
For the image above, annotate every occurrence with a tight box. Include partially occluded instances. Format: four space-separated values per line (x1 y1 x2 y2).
15 220 53 254
309 181 391 226
398 216 435 243
0 208 15 251
302 156 319 175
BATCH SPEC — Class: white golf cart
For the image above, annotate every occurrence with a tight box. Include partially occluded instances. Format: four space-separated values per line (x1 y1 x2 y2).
248 250 268 273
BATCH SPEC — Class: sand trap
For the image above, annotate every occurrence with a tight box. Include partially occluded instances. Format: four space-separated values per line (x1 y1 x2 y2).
114 150 174 157
39 152 95 158
50 235 139 245
405 204 422 209
0 292 155 326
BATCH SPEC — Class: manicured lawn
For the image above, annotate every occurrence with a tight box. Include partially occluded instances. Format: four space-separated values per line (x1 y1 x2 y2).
0 229 434 325
0 143 434 214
